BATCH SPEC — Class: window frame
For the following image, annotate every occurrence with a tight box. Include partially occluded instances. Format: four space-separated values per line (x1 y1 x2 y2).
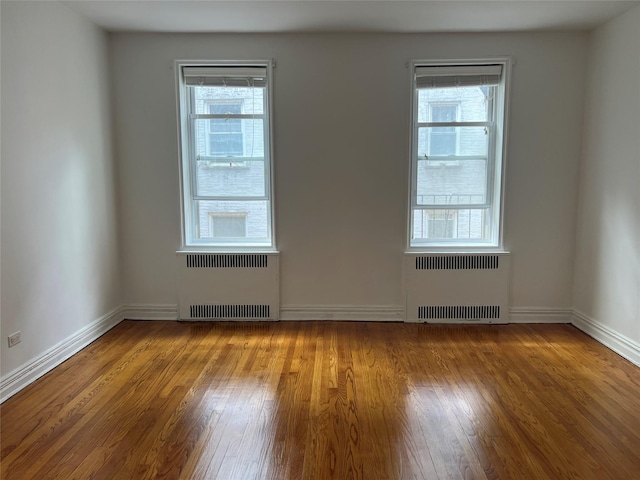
175 60 276 252
407 58 512 252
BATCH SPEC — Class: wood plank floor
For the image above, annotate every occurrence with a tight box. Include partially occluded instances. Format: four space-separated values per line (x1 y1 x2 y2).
2 321 640 479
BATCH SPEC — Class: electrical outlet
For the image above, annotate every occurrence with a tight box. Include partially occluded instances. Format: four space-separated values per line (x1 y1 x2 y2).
8 332 21 348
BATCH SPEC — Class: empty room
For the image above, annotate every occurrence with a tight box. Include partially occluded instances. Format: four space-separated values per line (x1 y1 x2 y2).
1 0 639 478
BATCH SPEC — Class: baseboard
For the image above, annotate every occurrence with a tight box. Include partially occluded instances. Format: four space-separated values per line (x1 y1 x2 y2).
280 305 404 322
122 304 178 321
280 305 575 323
0 306 125 403
125 304 402 322
572 309 640 367
509 307 572 324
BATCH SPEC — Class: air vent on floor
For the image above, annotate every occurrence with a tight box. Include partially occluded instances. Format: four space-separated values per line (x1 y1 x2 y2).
189 304 271 319
186 254 268 268
415 255 499 270
418 305 500 320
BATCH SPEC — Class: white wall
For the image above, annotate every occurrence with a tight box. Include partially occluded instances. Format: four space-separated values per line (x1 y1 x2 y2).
1 1 121 376
111 32 587 312
573 6 640 343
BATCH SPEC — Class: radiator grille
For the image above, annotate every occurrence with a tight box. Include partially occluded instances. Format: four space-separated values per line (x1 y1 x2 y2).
415 255 499 270
186 254 268 268
189 304 271 319
418 305 500 320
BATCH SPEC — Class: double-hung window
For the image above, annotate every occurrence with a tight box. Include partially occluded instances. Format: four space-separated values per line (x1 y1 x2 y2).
409 60 510 249
176 62 274 248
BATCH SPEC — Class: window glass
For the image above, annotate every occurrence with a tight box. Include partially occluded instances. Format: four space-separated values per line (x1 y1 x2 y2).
410 63 507 247
418 87 490 123
209 214 247 238
208 103 243 156
178 64 273 248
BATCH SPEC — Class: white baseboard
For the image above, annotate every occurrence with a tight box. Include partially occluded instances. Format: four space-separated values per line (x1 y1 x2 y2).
279 305 575 323
122 304 178 321
572 310 640 367
509 307 572 324
280 304 404 322
2 304 635 403
0 306 124 403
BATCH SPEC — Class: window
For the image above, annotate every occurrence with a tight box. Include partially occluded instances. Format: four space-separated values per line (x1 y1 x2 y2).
409 60 510 248
428 103 459 156
207 101 243 157
208 213 247 238
176 62 274 249
424 210 458 239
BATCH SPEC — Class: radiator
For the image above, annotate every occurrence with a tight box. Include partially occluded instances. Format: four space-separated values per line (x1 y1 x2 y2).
405 253 510 323
177 253 279 320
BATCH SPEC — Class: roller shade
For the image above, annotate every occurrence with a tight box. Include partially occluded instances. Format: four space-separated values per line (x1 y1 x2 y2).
183 66 267 87
416 65 502 88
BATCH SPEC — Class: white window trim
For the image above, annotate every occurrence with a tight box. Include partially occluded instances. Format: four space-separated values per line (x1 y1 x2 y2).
175 59 277 252
406 57 513 253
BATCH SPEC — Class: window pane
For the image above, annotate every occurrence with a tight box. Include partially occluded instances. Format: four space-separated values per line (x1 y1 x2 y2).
195 159 265 197
209 214 247 238
418 126 488 158
429 129 457 156
209 131 243 156
193 86 264 115
208 104 243 157
418 86 492 123
416 158 488 206
412 208 488 241
410 63 505 248
196 200 269 241
180 64 273 248
431 104 457 123
209 103 241 116
429 210 457 238
194 118 265 160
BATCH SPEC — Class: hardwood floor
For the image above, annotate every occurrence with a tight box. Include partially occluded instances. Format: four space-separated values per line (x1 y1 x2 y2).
2 321 640 479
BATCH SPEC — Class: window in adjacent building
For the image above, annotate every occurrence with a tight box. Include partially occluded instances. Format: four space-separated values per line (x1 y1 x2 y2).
428 103 459 156
208 213 247 238
424 209 458 239
176 62 274 249
409 60 510 248
207 101 243 157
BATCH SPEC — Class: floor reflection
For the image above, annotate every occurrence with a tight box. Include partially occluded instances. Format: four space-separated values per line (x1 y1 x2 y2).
184 322 500 479
3 321 639 479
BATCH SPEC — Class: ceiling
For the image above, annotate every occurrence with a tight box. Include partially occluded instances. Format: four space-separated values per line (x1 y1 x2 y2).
61 0 640 33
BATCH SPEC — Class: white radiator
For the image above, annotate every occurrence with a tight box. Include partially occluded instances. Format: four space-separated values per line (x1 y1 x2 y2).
177 253 279 320
405 253 510 323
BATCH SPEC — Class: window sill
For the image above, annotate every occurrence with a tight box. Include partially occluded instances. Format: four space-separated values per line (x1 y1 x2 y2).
405 247 509 255
176 248 279 255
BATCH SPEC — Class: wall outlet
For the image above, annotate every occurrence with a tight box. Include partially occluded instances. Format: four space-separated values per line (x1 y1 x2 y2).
8 332 21 348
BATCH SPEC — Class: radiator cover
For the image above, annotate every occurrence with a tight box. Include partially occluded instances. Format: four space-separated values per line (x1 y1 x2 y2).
177 253 279 320
405 253 510 323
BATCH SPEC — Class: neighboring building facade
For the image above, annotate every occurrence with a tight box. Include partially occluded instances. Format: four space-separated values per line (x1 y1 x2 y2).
413 85 490 241
192 86 269 241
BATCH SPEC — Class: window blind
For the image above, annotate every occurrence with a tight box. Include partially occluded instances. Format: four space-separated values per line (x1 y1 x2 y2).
415 65 502 88
182 66 267 87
